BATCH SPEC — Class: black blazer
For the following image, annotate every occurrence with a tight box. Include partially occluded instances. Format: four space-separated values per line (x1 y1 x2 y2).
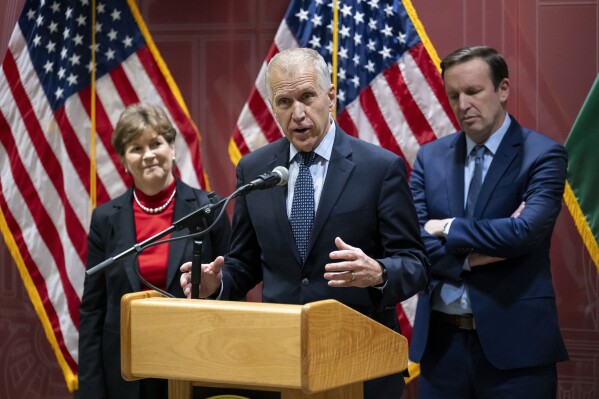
221 127 429 399
78 179 231 399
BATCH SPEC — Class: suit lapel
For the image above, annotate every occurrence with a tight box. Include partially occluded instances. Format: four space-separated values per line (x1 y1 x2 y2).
114 182 199 293
475 119 522 216
447 134 467 217
109 190 141 291
165 181 196 291
307 129 354 260
265 140 300 263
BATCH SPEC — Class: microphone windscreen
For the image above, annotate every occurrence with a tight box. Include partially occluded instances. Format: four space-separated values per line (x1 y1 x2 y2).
273 166 289 186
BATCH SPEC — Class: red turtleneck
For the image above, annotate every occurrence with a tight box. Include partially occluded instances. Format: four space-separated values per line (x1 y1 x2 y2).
132 179 176 291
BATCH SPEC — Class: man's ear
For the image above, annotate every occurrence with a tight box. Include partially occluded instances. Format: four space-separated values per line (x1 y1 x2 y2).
499 78 510 103
328 84 336 111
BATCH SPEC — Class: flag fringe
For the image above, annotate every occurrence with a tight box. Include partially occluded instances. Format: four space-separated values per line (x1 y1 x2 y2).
404 361 421 383
229 137 243 166
0 209 78 392
126 0 191 119
126 0 209 190
402 0 442 73
564 180 599 272
90 0 97 211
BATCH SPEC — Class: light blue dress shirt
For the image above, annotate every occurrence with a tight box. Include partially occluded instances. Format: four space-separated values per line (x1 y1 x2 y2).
286 121 336 217
433 114 511 315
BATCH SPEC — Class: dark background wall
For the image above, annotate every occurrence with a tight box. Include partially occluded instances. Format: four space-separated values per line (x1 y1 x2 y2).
1 0 598 398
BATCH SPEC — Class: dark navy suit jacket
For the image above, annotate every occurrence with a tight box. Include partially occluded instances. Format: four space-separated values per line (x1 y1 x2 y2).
409 117 568 370
78 179 231 399
220 128 429 398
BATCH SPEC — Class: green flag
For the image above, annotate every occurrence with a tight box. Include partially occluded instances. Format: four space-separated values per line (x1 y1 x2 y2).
564 74 599 272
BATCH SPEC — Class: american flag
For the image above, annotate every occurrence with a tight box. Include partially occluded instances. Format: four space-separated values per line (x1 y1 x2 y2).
229 0 458 379
0 0 205 390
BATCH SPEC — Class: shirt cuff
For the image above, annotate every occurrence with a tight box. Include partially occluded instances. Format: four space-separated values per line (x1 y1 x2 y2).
204 281 223 300
443 218 456 235
372 262 388 291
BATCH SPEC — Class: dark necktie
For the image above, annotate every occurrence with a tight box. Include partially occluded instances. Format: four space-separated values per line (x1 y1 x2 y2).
440 144 487 305
290 151 316 263
465 144 486 217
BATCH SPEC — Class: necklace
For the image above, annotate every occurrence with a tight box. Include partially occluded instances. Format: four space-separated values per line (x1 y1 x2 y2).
133 187 176 214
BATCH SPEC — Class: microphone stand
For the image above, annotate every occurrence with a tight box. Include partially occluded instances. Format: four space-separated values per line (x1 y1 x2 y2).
86 195 228 277
85 169 286 296
191 235 203 299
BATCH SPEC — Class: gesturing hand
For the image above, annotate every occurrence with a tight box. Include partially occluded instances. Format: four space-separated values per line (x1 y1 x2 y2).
324 237 385 287
179 256 224 298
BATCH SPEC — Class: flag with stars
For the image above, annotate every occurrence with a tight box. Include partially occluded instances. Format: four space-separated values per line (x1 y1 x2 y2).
228 0 458 380
0 0 206 390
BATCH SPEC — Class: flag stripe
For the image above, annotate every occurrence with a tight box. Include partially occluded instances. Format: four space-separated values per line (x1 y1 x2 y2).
54 109 89 193
344 99 382 146
66 91 128 200
10 30 95 231
80 88 132 195
232 126 250 155
118 52 199 186
235 105 270 152
383 62 435 146
408 44 459 132
272 22 298 58
136 47 204 188
336 110 358 137
3 51 89 267
247 88 282 144
0 110 81 330
370 73 420 166
95 73 127 127
359 86 408 164
53 107 111 205
396 303 413 344
0 173 77 372
108 63 140 107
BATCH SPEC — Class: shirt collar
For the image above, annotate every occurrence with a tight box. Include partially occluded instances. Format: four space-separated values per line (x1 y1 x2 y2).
465 113 511 156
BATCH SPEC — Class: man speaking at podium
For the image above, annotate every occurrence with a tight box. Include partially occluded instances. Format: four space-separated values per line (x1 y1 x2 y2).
180 47 429 398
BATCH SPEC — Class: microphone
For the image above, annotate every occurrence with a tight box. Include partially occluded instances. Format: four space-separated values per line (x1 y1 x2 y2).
249 166 289 189
240 166 289 194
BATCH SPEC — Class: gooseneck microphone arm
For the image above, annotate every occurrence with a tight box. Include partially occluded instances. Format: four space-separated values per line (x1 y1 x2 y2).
85 166 290 278
85 196 227 277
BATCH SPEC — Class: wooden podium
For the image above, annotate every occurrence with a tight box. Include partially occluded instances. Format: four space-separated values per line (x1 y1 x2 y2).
121 291 408 399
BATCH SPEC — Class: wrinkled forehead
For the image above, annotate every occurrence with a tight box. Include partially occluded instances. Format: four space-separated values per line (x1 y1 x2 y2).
444 58 492 82
269 65 319 96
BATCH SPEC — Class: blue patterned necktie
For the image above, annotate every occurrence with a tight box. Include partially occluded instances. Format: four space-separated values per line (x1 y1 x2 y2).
465 144 486 217
290 151 316 262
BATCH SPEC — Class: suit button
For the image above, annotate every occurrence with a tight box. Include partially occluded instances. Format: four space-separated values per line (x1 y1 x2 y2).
301 278 309 286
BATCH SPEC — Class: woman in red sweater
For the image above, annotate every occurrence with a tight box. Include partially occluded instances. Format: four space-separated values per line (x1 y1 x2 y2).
78 103 231 399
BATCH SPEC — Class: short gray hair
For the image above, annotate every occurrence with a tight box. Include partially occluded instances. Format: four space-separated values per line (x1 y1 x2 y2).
265 48 331 99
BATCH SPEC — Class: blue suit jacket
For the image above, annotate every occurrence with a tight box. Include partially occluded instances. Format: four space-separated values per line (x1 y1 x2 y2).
221 128 429 398
409 117 569 370
79 180 231 399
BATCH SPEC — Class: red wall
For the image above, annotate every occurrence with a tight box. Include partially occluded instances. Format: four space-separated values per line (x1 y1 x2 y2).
1 0 598 397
